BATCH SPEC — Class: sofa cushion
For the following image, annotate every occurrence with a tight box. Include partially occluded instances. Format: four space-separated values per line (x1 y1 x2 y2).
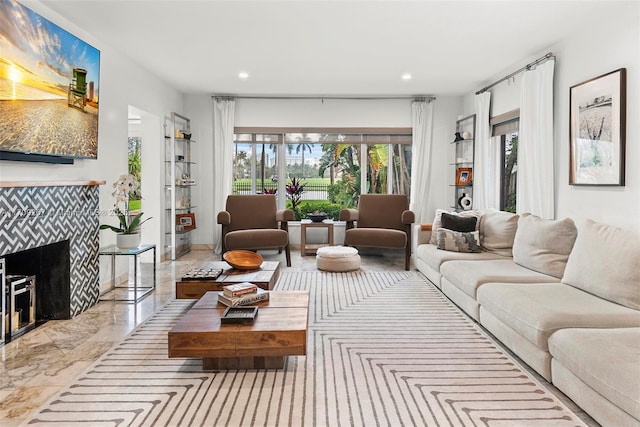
415 243 506 273
562 219 640 310
440 212 477 232
225 229 288 249
345 228 406 249
436 229 481 253
512 213 578 279
441 259 559 299
429 209 481 245
478 208 519 257
549 327 640 422
477 283 640 351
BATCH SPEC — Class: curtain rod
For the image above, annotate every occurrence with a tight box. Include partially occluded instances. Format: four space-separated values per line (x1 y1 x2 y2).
213 95 435 102
475 52 555 95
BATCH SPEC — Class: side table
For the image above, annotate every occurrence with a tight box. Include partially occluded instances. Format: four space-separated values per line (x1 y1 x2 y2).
99 244 156 303
300 220 334 256
175 261 280 299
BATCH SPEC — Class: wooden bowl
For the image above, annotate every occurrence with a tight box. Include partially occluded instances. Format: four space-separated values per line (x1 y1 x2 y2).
223 250 264 270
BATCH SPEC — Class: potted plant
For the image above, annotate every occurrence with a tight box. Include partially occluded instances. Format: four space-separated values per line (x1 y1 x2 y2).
100 174 152 249
285 177 306 219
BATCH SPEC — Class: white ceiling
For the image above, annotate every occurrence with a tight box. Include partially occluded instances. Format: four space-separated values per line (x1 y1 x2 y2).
36 0 625 97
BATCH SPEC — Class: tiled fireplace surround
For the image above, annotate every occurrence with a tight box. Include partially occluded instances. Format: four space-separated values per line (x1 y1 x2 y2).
0 182 101 318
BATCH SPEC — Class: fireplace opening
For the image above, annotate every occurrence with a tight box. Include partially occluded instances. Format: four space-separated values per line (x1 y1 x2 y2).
2 240 70 343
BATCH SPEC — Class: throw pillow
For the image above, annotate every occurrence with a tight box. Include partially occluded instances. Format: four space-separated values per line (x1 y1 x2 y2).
479 208 519 256
436 228 481 253
512 213 578 279
429 209 482 245
441 212 477 232
562 219 640 310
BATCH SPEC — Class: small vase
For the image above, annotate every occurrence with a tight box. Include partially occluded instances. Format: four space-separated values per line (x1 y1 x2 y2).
459 194 473 211
457 193 467 209
116 233 141 249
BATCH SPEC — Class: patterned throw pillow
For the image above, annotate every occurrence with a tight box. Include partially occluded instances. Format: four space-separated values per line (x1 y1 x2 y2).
429 209 482 245
436 228 481 253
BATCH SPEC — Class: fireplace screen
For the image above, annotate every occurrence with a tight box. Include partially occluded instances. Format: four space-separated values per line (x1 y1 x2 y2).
6 274 36 340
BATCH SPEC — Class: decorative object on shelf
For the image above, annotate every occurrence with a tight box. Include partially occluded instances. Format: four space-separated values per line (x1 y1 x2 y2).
569 68 626 186
453 132 464 142
176 213 196 231
182 132 192 141
307 211 328 222
458 193 473 211
223 250 264 271
455 167 473 186
100 174 152 248
462 131 472 139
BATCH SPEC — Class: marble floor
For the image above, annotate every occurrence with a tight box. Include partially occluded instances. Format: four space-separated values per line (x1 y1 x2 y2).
0 248 597 426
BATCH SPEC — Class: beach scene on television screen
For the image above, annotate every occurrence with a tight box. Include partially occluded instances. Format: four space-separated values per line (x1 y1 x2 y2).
0 0 100 159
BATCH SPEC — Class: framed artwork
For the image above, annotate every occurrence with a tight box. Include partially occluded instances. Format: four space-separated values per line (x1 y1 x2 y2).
455 167 473 186
569 68 626 186
176 213 196 231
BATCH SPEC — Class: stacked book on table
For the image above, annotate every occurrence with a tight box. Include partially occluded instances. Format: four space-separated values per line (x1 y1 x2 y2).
217 282 269 307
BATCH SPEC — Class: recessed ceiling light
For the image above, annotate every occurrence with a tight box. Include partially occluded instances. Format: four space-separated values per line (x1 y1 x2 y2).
238 71 249 80
401 73 412 81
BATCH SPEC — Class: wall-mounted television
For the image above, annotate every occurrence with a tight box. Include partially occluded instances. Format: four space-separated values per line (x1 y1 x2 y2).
0 0 100 163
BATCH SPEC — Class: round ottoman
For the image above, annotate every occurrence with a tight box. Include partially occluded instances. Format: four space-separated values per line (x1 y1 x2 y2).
316 246 361 272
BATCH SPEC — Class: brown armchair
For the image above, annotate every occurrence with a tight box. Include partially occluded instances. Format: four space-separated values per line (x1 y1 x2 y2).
217 195 295 267
339 194 415 270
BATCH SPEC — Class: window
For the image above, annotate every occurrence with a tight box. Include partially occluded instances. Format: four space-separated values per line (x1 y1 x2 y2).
491 111 519 213
500 131 518 213
233 133 281 195
233 128 412 215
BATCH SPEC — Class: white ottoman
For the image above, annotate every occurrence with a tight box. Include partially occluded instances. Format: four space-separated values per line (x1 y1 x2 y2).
316 246 361 272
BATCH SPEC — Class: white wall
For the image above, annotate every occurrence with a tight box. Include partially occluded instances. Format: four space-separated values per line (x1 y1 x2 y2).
2 1 186 285
184 95 214 248
461 2 639 233
234 98 412 127
184 96 461 247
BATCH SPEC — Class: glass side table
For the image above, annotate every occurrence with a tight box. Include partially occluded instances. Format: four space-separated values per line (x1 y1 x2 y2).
99 244 156 303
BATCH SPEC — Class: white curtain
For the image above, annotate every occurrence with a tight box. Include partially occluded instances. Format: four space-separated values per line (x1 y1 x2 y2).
517 58 555 218
473 91 500 209
212 97 235 254
409 100 434 224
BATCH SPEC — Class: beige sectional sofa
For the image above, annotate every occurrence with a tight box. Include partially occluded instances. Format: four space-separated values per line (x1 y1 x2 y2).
414 209 640 427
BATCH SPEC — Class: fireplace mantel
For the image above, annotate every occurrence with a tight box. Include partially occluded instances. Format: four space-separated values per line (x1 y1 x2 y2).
0 180 106 188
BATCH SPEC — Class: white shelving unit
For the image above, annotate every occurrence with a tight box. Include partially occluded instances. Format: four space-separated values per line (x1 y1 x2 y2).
164 112 196 260
451 114 476 212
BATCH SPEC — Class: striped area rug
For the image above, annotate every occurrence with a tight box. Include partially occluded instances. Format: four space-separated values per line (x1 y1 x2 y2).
26 271 586 426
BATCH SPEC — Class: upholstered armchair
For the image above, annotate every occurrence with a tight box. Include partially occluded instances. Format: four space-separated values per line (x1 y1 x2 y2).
217 195 295 267
339 194 415 270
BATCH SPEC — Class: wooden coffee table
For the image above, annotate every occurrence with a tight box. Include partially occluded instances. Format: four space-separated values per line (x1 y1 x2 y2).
168 291 308 370
175 260 280 299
